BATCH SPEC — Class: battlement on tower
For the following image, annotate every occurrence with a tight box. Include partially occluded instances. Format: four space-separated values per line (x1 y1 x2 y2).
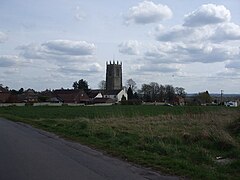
106 61 122 65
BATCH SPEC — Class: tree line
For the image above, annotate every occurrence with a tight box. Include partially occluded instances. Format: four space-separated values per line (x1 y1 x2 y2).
129 81 186 102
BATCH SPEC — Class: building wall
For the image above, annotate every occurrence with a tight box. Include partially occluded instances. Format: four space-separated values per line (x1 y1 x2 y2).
106 61 122 91
117 89 128 102
104 89 128 102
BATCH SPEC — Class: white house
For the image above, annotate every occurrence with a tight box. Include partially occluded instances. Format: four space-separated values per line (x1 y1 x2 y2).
225 101 238 107
104 89 128 103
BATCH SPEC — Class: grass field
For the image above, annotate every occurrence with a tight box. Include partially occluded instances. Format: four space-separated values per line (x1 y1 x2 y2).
0 105 240 179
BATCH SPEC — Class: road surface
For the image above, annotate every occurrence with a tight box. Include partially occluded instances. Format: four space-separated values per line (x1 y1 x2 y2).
0 118 178 180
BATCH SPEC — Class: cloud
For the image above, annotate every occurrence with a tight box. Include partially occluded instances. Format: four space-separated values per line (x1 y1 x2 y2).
42 40 95 56
125 1 172 25
18 40 96 60
58 63 102 76
0 55 20 67
152 4 240 66
0 31 7 43
184 4 231 27
16 40 102 77
211 23 240 42
144 42 240 64
226 61 240 69
119 40 141 55
155 25 213 42
156 22 240 43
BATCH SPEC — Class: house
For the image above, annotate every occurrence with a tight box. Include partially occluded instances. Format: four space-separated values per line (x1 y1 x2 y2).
104 89 128 103
88 90 104 99
39 90 62 103
54 89 89 104
18 89 39 103
0 86 21 103
0 92 11 103
0 86 8 92
225 101 238 107
173 96 185 106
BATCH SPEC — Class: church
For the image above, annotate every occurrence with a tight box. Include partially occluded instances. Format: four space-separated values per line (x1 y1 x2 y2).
104 61 128 103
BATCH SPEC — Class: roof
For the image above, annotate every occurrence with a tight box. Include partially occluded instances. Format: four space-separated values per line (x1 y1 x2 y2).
0 86 8 93
54 89 89 103
105 89 122 95
0 92 11 103
88 90 103 98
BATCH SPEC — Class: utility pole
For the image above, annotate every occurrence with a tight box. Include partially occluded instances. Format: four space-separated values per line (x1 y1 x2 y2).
220 90 224 105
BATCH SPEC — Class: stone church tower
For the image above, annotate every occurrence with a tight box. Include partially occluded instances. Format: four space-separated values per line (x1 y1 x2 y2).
106 61 122 91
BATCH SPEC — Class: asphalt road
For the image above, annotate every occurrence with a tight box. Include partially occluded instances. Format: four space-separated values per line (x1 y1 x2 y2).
0 118 178 180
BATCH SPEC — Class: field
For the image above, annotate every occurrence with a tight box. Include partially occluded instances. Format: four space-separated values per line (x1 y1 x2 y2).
0 105 240 179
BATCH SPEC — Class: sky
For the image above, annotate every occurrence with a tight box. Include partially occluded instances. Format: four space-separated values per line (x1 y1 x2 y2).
0 0 240 93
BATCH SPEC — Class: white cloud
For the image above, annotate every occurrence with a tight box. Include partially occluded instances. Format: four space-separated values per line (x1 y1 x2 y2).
184 4 231 27
18 40 95 60
119 40 141 55
144 42 240 64
0 31 7 43
155 25 213 42
58 63 102 75
0 55 20 67
156 22 240 43
42 40 95 56
125 1 172 25
17 40 101 77
211 23 240 42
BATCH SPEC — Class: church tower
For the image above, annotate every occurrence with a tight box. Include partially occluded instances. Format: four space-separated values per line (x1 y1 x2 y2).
106 61 122 91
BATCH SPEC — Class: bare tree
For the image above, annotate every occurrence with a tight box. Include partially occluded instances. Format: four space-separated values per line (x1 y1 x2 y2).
126 79 137 92
165 85 175 102
98 80 106 90
149 82 159 101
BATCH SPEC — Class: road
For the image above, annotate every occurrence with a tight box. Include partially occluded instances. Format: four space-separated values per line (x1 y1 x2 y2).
0 118 178 180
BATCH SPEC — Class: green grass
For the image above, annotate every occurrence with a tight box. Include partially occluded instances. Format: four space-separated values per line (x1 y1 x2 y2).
0 105 223 120
0 105 240 179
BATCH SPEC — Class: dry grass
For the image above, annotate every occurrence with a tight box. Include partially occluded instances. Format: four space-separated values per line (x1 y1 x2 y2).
89 109 240 146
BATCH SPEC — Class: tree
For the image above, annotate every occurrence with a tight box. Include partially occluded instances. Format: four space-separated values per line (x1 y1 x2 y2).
175 87 186 98
149 82 160 101
127 87 134 100
73 81 78 90
165 85 175 102
133 92 139 99
140 84 152 102
18 88 24 94
126 79 137 92
98 80 106 90
72 79 90 93
159 85 165 102
197 91 212 104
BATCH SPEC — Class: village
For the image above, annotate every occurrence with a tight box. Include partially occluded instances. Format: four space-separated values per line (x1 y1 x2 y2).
0 61 239 107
